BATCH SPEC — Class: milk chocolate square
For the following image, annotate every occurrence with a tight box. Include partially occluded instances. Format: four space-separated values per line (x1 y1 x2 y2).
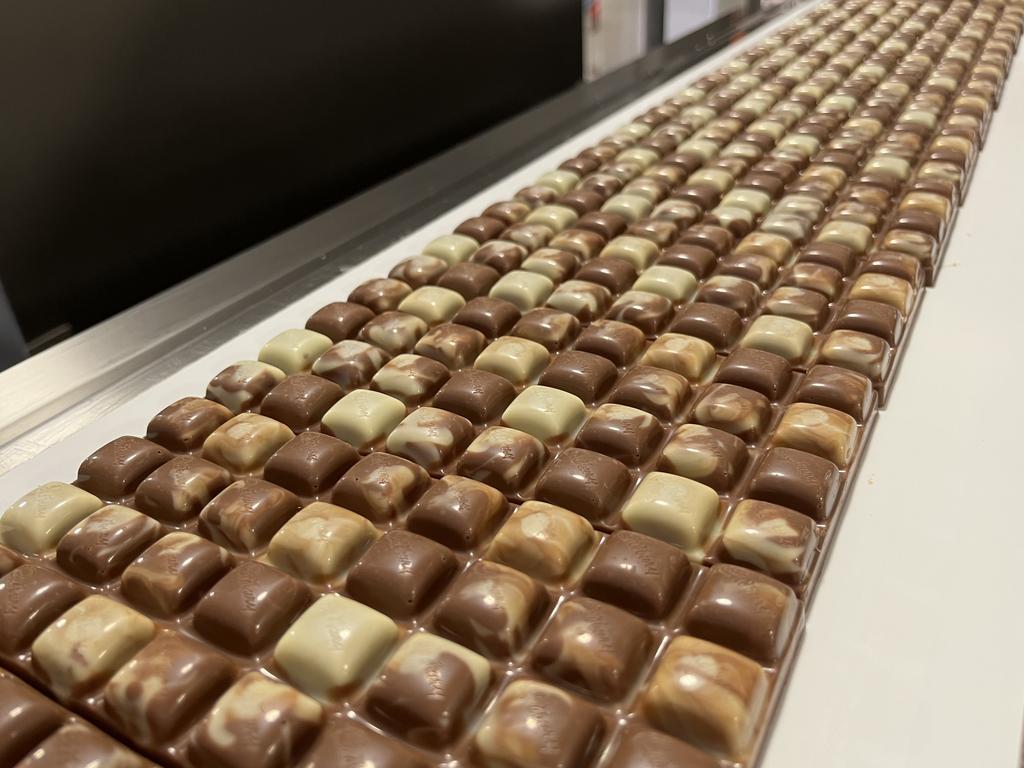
434 560 550 658
795 364 873 421
720 500 818 585
605 729 719 768
749 447 841 520
263 432 358 496
457 426 548 496
433 369 517 424
835 299 904 345
309 341 389 393
146 397 233 452
134 455 231 522
487 502 596 584
206 360 286 414
471 240 528 274
576 403 664 466
668 303 743 351
190 673 322 768
453 297 521 338
198 478 299 554
473 680 605 768
659 244 717 278
533 597 652 701
193 562 308 653
438 262 501 299
305 301 375 341
407 475 507 550
385 407 474 472
302 720 432 768
76 436 171 500
697 276 760 316
0 674 64 766
534 448 631 522
55 505 161 583
0 565 83 653
576 256 638 293
331 452 430 522
575 320 647 366
539 351 618 404
121 532 231 617
257 372 344 431
105 634 234 743
714 348 792 400
266 502 378 583
510 308 581 351
346 531 456 619
582 530 690 619
202 414 294 474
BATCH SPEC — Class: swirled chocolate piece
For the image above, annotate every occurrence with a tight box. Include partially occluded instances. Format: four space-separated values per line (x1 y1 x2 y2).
864 251 923 288
606 290 674 335
310 340 390 392
365 632 492 748
533 597 651 701
331 452 429 522
76 436 171 500
453 297 521 338
193 562 308 654
538 350 617 404
1 482 102 555
320 390 405 451
0 672 64 766
835 299 903 346
266 502 377 583
546 279 613 321
263 432 357 496
370 353 449 405
517 186 559 206
146 397 233 452
487 501 595 583
32 595 155 700
510 308 580 352
575 403 663 466
199 478 299 554
389 255 448 288
582 530 689 619
714 347 791 401
575 211 628 240
849 273 914 316
749 447 840 521
55 505 161 583
641 333 716 381
720 499 817 585
455 216 507 243
503 223 554 252
304 301 375 341
413 322 487 370
302 720 431 768
659 424 747 492
668 303 743 350
348 278 412 313
534 448 631 523
475 336 551 386
718 253 778 289
438 262 502 299
697 275 761 317
18 723 152 768
357 311 429 355
274 594 396 701
385 407 474 472
206 360 286 413
764 285 830 329
605 728 719 768
642 636 767 760
628 217 680 246
121 532 230 617
457 426 547 496
104 633 234 744
550 228 606 261
258 374 342 431
576 320 646 366
819 329 892 380
483 201 531 226
795 364 872 422
189 672 322 768
346 531 456 620
523 248 579 284
202 414 294 474
692 384 772 442
407 475 506 550
473 679 605 768
0 565 82 653
685 563 801 664
133 455 230 522
772 402 858 469
0 545 18 575
471 240 528 274
434 560 549 659
784 262 844 300
610 365 689 421
650 200 701 229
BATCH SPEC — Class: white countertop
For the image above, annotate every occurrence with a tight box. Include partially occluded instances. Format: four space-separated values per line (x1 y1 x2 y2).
1 3 1021 765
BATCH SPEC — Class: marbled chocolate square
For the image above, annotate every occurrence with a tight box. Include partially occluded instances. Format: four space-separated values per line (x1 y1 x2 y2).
56 505 162 583
771 402 858 468
198 478 299 554
510 308 581 352
457 426 548 496
310 341 390 393
609 365 690 421
1 482 102 555
134 455 231 522
206 360 286 414
385 407 474 472
121 532 231 617
146 397 233 452
720 500 818 585
575 403 664 466
691 383 772 442
358 311 429 355
76 436 171 500
487 501 596 584
202 414 294 474
370 353 450 405
331 452 430 522
413 322 487 370
266 502 377 583
0 565 83 653
641 333 717 381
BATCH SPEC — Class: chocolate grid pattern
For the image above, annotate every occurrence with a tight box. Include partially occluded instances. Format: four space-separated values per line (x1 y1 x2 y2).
0 1 1019 767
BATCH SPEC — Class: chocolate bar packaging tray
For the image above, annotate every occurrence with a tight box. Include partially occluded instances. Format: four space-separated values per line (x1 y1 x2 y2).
0 0 1019 766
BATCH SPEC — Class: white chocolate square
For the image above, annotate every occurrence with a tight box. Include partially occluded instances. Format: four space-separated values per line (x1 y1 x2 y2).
640 334 716 381
616 147 660 169
633 266 698 303
864 155 912 181
720 189 773 216
489 270 555 312
258 329 333 375
535 170 580 195
772 402 858 469
621 472 720 561
687 168 735 193
524 205 578 234
474 336 551 386
267 502 379 583
32 595 155 699
275 594 397 700
850 273 914 315
614 122 652 140
202 413 294 473
1 482 102 555
600 236 660 271
816 221 874 254
397 286 466 325
740 316 814 363
320 390 406 450
501 385 587 444
423 234 479 264
487 501 595 583
601 194 654 223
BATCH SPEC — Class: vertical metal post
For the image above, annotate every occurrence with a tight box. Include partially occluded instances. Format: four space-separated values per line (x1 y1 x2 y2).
646 0 666 50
